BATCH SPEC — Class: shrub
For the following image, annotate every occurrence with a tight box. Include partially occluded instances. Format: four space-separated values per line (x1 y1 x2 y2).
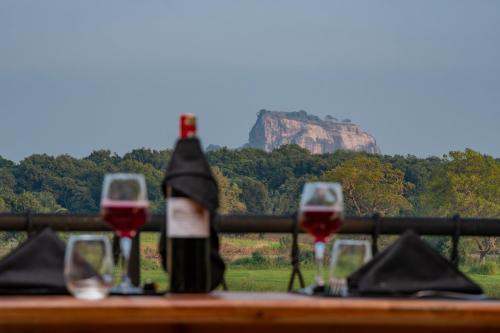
299 250 314 264
231 250 270 267
141 258 161 271
278 235 291 250
269 255 286 267
468 261 498 275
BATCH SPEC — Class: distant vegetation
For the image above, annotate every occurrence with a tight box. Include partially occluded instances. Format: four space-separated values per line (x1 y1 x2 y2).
1 146 498 217
257 109 353 124
257 109 323 122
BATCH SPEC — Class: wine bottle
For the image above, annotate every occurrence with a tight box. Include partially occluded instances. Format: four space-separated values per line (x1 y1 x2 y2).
166 114 211 293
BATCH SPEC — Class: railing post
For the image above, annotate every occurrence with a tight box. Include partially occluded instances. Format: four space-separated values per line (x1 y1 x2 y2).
287 212 305 291
451 214 462 267
129 232 141 287
371 213 381 256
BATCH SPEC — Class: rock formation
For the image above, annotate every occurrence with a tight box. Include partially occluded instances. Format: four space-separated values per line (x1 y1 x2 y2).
247 110 380 154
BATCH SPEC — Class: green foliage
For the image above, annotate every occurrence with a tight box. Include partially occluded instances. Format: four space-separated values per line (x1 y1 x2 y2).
0 197 8 212
271 176 307 214
320 156 413 216
212 167 246 214
468 261 498 275
235 176 270 214
421 149 500 218
258 109 321 122
122 148 172 170
420 149 500 262
10 191 63 213
230 250 292 268
0 156 14 169
0 147 497 223
232 250 269 267
278 235 292 251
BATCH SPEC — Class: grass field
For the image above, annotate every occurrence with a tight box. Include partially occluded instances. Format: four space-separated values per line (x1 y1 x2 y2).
141 266 500 297
2 231 500 297
468 274 500 297
138 233 500 297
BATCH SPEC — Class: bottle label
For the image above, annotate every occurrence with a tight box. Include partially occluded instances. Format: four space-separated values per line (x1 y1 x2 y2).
167 198 209 238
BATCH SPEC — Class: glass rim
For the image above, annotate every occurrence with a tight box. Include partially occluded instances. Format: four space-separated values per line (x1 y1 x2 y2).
65 235 113 268
100 173 148 203
303 181 342 186
329 239 372 266
66 234 112 244
103 172 146 179
298 205 344 211
299 181 344 209
331 239 371 247
329 239 373 278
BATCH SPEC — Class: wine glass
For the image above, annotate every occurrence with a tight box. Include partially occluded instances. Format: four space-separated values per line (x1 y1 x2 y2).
64 235 114 300
328 239 372 297
299 182 343 291
101 173 149 294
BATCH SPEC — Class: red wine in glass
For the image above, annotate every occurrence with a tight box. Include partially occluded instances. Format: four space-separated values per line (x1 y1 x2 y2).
299 182 344 290
100 173 149 294
300 208 343 243
101 200 148 238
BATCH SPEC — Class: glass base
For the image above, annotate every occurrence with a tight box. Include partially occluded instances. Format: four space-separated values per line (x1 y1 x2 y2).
111 285 144 295
293 284 353 298
293 284 326 296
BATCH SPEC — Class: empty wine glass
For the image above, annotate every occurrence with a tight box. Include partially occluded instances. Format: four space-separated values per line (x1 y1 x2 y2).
101 173 149 294
64 235 113 301
328 239 372 297
299 182 343 291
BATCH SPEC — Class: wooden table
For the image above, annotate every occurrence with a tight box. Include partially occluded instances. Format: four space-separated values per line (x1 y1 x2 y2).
1 292 500 333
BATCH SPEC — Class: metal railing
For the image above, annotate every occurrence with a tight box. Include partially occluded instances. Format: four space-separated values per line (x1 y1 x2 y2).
1 213 500 289
3 213 500 234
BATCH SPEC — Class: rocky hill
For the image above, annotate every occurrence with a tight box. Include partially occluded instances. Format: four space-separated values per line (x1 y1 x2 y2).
247 110 380 154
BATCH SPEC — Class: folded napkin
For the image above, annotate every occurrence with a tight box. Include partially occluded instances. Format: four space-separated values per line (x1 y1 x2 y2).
347 230 483 296
0 227 68 294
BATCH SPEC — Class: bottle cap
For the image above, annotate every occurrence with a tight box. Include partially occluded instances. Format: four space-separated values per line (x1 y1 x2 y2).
180 114 197 138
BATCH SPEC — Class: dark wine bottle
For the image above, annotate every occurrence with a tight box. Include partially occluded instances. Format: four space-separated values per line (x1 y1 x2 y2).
166 114 211 293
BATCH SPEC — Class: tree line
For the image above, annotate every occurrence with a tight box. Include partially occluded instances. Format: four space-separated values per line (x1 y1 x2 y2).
0 146 498 219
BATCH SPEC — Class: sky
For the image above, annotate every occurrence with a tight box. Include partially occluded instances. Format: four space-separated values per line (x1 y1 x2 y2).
1 0 499 162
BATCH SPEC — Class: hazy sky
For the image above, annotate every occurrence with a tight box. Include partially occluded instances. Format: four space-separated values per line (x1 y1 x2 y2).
1 0 499 161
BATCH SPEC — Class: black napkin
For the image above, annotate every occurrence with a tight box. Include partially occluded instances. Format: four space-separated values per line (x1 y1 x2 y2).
159 137 226 291
347 230 483 296
0 227 68 294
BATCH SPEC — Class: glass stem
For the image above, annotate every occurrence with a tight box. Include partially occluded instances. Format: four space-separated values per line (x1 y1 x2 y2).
314 241 326 286
119 237 132 287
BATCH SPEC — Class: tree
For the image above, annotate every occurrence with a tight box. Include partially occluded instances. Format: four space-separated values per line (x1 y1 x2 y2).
381 154 444 213
85 150 121 165
0 197 8 212
116 159 165 213
0 156 14 169
320 156 413 216
123 148 172 170
0 168 16 212
421 149 500 263
11 191 63 213
212 167 246 214
271 176 307 214
14 154 55 192
44 176 96 212
236 176 270 214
